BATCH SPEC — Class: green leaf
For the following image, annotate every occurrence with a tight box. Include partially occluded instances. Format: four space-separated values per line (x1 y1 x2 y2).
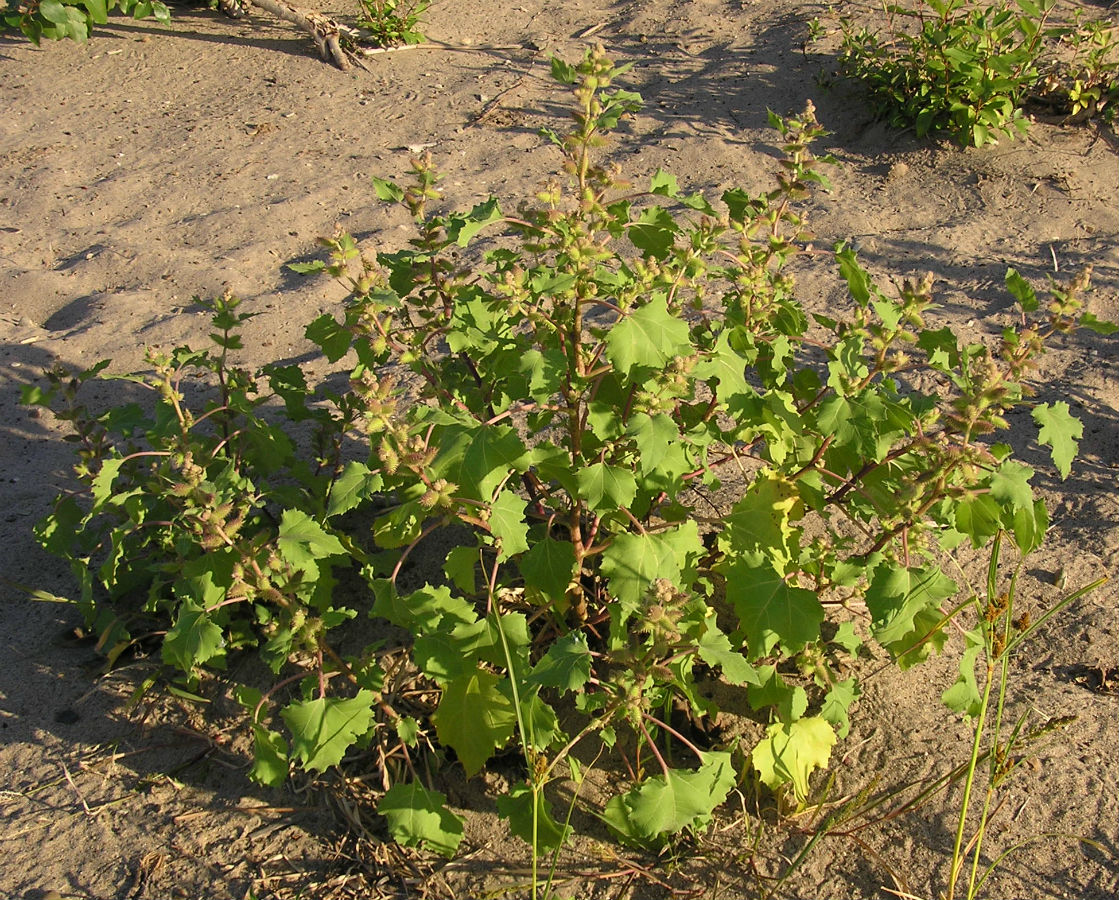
520 538 576 607
625 412 679 474
696 614 759 686
443 545 478 595
751 717 836 805
693 330 753 403
942 628 985 718
249 725 289 787
277 509 346 576
281 691 376 773
496 782 572 853
748 664 808 722
989 460 1034 512
1078 312 1118 335
379 782 464 857
286 260 327 274
918 326 960 372
602 751 735 846
820 677 861 739
413 619 490 682
864 564 956 648
627 205 678 259
835 244 874 307
371 581 477 634
447 197 503 246
576 463 637 513
432 667 516 776
955 493 1003 548
162 586 226 672
550 56 577 84
604 294 692 375
90 458 124 509
461 424 529 500
720 562 823 658
600 531 677 614
649 169 679 197
305 313 352 362
1004 267 1038 312
326 461 384 518
527 632 592 693
488 489 529 561
1009 498 1048 555
1032 402 1082 479
718 471 804 571
371 175 405 202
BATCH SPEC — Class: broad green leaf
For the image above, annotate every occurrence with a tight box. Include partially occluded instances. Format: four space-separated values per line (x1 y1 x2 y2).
277 509 346 576
1010 498 1048 555
249 725 289 787
371 175 405 202
696 615 759 686
447 197 503 247
692 330 753 402
600 531 677 615
576 463 637 512
163 591 225 672
751 717 836 804
414 619 491 682
625 412 679 474
443 545 478 595
461 424 529 500
989 459 1034 512
281 691 376 773
942 628 985 718
627 205 678 259
747 665 807 722
370 581 477 634
286 260 327 274
1032 402 1082 479
396 716 420 746
496 782 572 852
830 621 862 654
835 244 874 307
720 562 823 658
432 667 516 775
918 326 960 372
1078 312 1118 335
602 751 735 846
1004 267 1038 312
379 782 464 857
527 632 592 693
326 461 384 518
604 295 692 375
305 313 352 362
955 493 1003 548
520 538 576 607
488 489 529 561
549 56 577 84
649 169 679 196
864 564 956 648
722 187 758 224
820 677 861 739
90 458 124 509
718 471 804 571
515 685 562 751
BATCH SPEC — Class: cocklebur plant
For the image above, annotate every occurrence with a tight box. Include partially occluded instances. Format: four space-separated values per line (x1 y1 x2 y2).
838 0 1119 146
26 46 1113 869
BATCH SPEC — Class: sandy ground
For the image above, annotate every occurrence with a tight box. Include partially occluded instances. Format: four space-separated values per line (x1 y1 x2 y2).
1 1 1116 898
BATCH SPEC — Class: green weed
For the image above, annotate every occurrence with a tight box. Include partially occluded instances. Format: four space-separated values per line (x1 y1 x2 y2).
839 0 1119 146
23 46 1115 883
